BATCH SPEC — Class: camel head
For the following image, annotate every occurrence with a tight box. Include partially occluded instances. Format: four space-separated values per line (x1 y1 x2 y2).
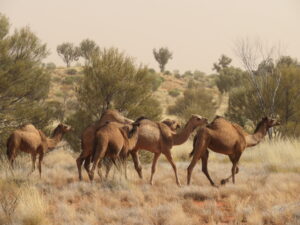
52 123 72 136
189 114 208 130
161 119 181 131
255 117 280 133
262 117 280 128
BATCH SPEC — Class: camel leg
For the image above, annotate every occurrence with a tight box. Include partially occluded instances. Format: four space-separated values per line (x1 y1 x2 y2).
221 153 241 185
76 155 85 181
164 151 181 186
201 150 216 186
149 153 161 185
130 150 143 179
105 161 113 179
28 153 37 176
38 152 44 178
187 136 209 185
89 140 107 181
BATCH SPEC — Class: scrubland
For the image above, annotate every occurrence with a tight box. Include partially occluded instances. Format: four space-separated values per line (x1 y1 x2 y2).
0 139 299 225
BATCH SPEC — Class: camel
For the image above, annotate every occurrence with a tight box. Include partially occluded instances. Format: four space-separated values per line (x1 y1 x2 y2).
130 115 208 186
77 108 181 180
187 116 280 186
88 118 142 181
101 118 182 180
6 123 71 177
76 109 133 180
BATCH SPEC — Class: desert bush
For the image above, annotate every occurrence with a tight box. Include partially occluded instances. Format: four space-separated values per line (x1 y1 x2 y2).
168 88 180 97
45 62 56 70
66 68 77 75
168 86 218 121
62 75 81 85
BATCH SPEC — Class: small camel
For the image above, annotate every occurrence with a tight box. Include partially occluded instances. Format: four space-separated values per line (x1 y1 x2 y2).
77 109 133 180
88 119 141 181
6 123 71 177
187 116 280 186
130 115 208 186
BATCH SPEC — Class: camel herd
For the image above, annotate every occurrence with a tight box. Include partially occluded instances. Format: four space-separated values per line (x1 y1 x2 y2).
6 109 280 186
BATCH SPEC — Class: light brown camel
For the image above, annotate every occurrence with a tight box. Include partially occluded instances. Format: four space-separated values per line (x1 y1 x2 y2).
6 123 71 177
187 116 280 186
102 118 182 180
77 108 181 180
76 109 133 180
88 118 142 181
130 115 208 186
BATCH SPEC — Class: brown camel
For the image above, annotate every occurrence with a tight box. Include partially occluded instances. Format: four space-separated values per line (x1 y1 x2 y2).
76 109 133 180
77 108 181 180
6 123 71 177
88 118 142 181
130 115 208 186
102 118 182 180
187 116 280 186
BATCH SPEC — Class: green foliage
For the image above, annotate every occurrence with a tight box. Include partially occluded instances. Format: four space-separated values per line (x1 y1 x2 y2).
226 56 300 137
153 47 173 72
45 62 56 70
65 47 162 151
79 38 100 62
213 54 232 72
213 55 246 93
57 42 80 67
168 88 180 97
168 87 218 122
66 68 77 75
149 73 164 91
0 13 9 39
62 75 81 85
0 15 60 152
164 70 171 75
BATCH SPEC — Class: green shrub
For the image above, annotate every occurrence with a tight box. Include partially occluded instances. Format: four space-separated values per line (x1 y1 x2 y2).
168 88 180 97
66 68 77 75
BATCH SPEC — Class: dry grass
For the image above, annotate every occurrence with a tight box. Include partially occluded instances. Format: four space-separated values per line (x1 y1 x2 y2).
0 139 299 225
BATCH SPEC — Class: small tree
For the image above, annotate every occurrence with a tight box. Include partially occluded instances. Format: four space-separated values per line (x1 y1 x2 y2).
57 42 80 67
0 14 61 151
65 48 162 151
168 87 218 122
79 39 100 62
153 47 173 73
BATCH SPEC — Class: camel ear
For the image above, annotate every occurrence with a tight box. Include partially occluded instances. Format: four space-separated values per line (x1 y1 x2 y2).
262 116 268 121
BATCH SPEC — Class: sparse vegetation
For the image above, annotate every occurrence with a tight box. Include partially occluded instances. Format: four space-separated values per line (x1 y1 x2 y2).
168 88 180 97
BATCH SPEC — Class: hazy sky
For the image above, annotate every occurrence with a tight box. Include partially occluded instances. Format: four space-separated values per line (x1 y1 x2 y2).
1 0 300 73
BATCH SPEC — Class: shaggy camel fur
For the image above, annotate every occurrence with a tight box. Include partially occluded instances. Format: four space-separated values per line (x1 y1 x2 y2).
6 123 71 177
88 119 141 181
77 109 133 180
187 116 280 186
130 115 208 186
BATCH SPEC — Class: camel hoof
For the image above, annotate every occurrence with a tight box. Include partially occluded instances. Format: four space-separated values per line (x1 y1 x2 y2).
220 179 227 185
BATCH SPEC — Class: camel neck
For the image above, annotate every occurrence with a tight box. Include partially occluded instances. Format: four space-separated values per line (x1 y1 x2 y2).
47 132 64 150
246 123 268 147
172 120 195 145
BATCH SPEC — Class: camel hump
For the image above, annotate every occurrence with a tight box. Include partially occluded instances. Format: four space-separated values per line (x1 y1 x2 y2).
157 122 173 144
